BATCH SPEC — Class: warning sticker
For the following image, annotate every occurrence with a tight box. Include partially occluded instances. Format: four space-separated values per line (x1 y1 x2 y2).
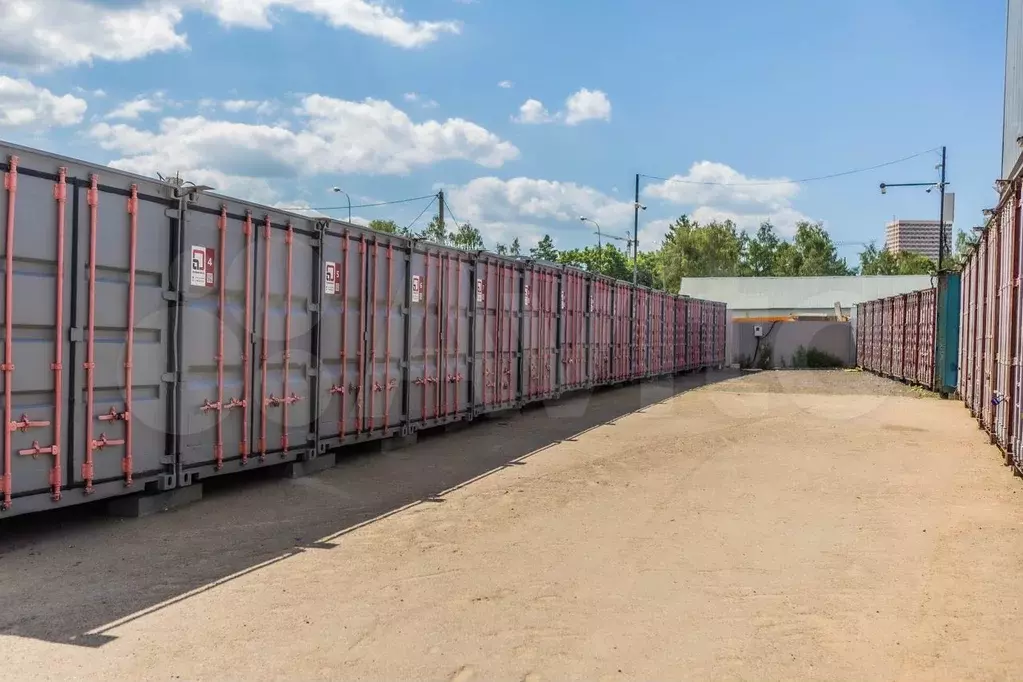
561 290 566 310
524 284 531 308
476 278 485 305
190 245 208 287
324 261 339 295
411 274 423 303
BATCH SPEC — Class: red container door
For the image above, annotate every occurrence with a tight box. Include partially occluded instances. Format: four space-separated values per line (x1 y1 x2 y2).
918 289 936 389
558 267 589 392
893 296 906 379
472 256 521 416
522 264 557 400
905 292 920 383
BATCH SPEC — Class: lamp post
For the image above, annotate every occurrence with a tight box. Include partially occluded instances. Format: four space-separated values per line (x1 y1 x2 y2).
331 186 352 224
878 146 948 271
579 216 602 248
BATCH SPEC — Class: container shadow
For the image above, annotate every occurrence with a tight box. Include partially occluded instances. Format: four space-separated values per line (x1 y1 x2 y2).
0 369 740 647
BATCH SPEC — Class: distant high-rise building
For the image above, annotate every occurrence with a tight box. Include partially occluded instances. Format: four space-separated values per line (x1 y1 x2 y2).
884 220 948 262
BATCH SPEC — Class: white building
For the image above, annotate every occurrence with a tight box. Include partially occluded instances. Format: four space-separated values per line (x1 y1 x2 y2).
884 220 947 261
678 275 933 365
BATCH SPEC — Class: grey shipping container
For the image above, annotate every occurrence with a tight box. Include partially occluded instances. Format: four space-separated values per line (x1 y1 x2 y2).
0 139 727 518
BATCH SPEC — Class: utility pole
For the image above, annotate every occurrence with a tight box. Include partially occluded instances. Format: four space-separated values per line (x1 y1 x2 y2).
937 145 947 272
438 189 445 235
632 173 640 285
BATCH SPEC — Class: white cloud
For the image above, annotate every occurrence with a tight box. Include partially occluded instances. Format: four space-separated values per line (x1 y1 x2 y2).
0 0 188 70
498 80 514 89
564 88 611 125
445 176 636 245
514 99 554 124
222 99 264 112
199 0 461 47
0 0 459 70
513 88 612 126
641 161 811 236
105 97 162 120
642 161 799 209
89 95 519 197
403 92 438 108
690 206 812 236
0 76 87 128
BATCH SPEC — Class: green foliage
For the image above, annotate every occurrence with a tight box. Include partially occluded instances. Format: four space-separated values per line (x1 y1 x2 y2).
558 243 632 280
494 237 522 257
859 243 935 275
449 221 485 251
529 234 559 261
949 229 980 270
368 219 400 235
791 345 845 368
660 215 745 292
416 214 485 251
419 215 448 244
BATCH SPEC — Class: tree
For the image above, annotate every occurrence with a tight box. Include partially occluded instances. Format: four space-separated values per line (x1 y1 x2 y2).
776 221 854 276
859 243 934 275
368 219 400 235
450 221 485 251
419 215 448 245
659 215 744 291
530 234 559 261
493 237 521 257
557 244 631 280
744 222 781 276
948 229 980 270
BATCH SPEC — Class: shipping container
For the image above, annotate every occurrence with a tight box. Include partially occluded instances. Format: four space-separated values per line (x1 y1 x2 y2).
0 140 728 517
856 280 956 395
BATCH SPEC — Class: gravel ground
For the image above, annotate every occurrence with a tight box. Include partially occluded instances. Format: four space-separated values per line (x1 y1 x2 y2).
711 368 940 397
1 369 1021 682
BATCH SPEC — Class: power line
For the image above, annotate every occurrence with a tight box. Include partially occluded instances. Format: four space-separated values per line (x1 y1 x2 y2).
639 148 940 187
442 196 465 230
276 194 438 212
405 196 437 232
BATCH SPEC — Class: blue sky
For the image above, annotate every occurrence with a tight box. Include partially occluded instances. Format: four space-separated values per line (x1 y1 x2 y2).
0 0 1007 263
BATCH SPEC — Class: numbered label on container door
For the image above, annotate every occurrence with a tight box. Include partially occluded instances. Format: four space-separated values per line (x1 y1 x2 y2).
324 261 340 295
476 278 485 305
190 245 215 287
524 284 531 308
561 289 566 310
411 274 423 303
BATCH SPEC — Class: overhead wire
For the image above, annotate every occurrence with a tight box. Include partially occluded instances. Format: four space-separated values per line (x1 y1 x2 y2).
639 147 940 187
405 196 438 233
276 193 438 211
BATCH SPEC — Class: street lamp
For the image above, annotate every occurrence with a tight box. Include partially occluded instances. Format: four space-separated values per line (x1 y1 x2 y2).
878 146 948 271
579 216 602 248
331 186 352 223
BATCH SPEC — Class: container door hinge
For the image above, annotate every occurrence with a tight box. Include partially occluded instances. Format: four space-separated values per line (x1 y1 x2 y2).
161 372 180 384
306 367 318 377
162 290 181 302
307 302 319 313
68 327 84 342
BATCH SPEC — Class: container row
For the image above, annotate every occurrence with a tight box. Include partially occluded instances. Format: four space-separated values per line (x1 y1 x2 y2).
856 289 937 389
0 142 726 517
855 272 960 396
958 180 1022 473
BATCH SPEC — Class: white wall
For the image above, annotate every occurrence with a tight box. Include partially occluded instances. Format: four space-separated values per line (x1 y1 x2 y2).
679 276 933 365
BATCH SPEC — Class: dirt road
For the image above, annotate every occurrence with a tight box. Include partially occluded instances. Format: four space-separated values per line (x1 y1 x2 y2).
2 370 1022 681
